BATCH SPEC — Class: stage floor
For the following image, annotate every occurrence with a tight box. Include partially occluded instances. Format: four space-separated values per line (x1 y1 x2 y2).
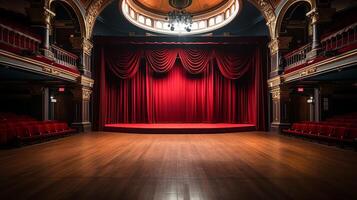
104 123 256 133
1 132 357 199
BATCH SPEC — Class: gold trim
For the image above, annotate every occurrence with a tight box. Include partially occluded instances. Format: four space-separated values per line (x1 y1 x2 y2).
283 49 357 80
0 50 80 79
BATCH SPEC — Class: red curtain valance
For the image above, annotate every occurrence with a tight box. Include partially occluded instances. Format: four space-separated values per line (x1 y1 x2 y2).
104 46 255 80
106 47 143 79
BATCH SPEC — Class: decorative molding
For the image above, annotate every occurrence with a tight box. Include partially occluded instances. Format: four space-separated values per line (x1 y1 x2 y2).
82 87 92 100
268 38 279 55
271 89 281 100
283 49 357 83
72 86 92 101
268 76 283 89
299 66 317 77
86 0 106 38
252 0 276 38
78 75 94 88
42 66 60 75
0 49 80 81
271 87 290 100
82 38 93 55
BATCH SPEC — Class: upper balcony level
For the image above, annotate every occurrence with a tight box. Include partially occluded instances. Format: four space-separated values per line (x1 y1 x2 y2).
282 22 357 76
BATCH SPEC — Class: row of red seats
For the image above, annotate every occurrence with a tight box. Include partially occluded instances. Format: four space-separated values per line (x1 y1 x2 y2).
0 114 76 145
283 122 357 148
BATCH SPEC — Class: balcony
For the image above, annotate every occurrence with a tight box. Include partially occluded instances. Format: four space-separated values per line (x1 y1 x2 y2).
51 44 79 71
284 43 312 69
283 22 357 73
0 23 41 54
321 22 357 54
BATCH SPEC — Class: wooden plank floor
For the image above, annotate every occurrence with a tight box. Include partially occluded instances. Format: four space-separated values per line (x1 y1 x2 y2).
0 132 357 200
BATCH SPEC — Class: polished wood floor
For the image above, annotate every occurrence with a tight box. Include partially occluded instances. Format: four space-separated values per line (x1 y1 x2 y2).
1 132 357 200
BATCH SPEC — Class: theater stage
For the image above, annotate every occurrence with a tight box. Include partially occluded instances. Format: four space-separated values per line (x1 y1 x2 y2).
104 123 256 133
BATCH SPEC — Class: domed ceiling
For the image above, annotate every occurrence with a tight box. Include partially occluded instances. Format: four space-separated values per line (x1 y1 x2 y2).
121 0 242 35
134 0 228 15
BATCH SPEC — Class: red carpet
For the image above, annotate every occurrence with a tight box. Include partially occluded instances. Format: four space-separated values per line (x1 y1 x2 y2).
104 123 256 133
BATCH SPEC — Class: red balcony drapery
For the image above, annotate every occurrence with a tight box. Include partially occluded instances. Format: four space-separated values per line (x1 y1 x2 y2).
97 44 267 130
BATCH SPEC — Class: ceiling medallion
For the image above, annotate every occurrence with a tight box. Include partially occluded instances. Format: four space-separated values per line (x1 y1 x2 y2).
122 0 241 35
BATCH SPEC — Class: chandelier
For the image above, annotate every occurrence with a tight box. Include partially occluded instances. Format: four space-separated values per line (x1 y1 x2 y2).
166 0 193 32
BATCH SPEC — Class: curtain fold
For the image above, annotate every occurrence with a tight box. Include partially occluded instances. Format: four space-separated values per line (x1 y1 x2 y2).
106 47 143 79
178 48 211 74
214 48 253 79
145 48 178 73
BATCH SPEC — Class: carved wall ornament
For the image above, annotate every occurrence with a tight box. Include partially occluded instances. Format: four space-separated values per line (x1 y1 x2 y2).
82 38 93 55
299 67 317 77
253 0 277 38
82 88 92 100
268 76 284 89
268 38 279 55
42 66 60 75
86 0 106 38
272 89 281 100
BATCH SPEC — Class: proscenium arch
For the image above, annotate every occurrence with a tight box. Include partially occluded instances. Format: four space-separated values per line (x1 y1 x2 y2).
275 0 316 39
247 0 276 39
50 0 87 39
86 0 276 39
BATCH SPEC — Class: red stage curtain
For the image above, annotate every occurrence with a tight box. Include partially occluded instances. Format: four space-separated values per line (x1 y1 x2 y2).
178 48 212 74
97 45 267 130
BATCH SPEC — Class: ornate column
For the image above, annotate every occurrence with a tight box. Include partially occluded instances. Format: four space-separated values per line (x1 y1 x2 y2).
42 87 50 121
268 36 292 77
313 87 321 122
307 9 321 60
71 76 94 132
268 77 291 132
41 7 56 58
70 37 93 77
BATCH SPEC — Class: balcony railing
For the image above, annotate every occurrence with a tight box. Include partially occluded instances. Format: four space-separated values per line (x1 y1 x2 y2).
284 22 357 70
0 23 41 53
321 22 357 53
51 44 79 70
283 43 312 69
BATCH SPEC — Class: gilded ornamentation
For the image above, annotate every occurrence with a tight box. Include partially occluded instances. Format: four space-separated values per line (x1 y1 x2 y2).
86 0 106 38
268 38 279 55
253 0 276 38
268 76 283 89
272 89 281 100
82 38 93 55
42 66 60 75
82 88 92 100
299 67 317 77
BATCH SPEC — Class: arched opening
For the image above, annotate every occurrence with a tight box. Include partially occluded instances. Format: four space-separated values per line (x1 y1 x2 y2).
279 1 312 50
50 1 82 51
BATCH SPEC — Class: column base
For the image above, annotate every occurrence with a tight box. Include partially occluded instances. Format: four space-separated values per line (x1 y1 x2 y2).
307 48 322 61
270 122 291 133
72 122 92 132
41 48 54 60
